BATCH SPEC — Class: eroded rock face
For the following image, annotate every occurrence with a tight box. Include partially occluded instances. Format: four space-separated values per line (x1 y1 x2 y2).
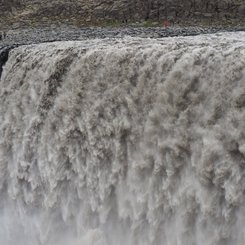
0 0 244 28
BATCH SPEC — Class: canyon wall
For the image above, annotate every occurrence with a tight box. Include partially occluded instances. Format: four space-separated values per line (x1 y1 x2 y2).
0 0 244 28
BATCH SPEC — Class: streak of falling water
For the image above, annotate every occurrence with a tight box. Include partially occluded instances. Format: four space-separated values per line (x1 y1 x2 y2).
0 32 245 245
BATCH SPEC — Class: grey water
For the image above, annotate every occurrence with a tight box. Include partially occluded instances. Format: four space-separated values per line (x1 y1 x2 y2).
0 32 245 245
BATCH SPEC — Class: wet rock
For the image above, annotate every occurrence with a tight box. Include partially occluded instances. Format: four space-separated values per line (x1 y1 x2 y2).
0 46 15 78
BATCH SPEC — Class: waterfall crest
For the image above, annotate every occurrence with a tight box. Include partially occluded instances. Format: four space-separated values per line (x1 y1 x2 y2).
0 33 245 245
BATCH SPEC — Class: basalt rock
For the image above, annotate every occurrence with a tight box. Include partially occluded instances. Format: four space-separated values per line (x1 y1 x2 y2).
0 0 244 28
0 46 13 78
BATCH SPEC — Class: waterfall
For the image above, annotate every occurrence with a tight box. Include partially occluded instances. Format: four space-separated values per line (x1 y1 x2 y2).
0 33 245 245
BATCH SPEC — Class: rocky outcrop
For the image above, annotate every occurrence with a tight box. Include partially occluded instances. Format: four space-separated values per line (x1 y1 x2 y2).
0 46 14 78
0 0 244 28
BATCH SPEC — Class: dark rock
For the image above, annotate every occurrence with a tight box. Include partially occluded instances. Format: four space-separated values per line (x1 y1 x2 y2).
238 4 245 17
0 46 14 78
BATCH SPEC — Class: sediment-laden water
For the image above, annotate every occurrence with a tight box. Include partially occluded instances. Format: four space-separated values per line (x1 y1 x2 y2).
0 32 245 245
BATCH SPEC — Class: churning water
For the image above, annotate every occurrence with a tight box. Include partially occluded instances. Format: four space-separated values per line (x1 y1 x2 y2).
0 32 245 245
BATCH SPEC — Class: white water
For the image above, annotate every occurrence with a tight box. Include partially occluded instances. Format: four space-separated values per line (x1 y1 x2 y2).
0 32 245 245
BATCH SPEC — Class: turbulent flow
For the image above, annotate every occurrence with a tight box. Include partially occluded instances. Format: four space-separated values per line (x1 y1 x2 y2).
0 32 245 245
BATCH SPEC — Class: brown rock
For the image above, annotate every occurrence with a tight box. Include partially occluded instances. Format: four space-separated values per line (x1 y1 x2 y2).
0 0 243 28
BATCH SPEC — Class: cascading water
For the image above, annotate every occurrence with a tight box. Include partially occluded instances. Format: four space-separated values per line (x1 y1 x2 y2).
0 32 245 245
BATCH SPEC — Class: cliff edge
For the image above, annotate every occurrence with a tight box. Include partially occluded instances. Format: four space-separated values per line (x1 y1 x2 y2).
0 0 244 29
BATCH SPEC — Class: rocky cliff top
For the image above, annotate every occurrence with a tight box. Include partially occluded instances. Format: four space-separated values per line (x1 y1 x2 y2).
0 0 244 30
